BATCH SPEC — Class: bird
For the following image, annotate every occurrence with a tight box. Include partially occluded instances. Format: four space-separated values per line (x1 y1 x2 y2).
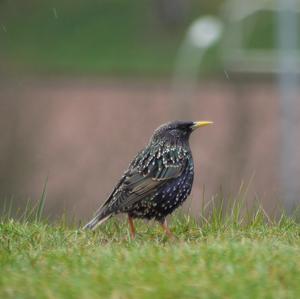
83 120 213 238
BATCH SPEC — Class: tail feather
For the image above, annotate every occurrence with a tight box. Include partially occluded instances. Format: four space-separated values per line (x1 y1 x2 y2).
83 213 111 230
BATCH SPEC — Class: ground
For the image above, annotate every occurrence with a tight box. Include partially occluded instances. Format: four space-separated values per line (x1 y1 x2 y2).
1 212 300 299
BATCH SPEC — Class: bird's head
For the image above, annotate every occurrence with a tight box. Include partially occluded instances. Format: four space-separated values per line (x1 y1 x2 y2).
150 120 213 146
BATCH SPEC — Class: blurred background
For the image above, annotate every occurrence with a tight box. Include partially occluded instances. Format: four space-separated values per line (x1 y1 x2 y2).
1 0 300 221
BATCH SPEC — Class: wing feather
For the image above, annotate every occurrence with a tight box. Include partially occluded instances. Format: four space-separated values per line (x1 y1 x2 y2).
94 145 188 216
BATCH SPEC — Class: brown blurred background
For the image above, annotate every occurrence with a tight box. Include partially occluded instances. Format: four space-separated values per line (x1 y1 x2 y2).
1 0 299 221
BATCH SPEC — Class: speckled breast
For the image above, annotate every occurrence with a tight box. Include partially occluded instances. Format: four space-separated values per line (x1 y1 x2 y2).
129 159 194 221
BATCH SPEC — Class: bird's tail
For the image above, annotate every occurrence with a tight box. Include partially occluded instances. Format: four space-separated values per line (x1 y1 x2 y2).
83 213 111 230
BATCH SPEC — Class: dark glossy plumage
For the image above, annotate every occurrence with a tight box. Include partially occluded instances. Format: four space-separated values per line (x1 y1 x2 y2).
84 120 212 234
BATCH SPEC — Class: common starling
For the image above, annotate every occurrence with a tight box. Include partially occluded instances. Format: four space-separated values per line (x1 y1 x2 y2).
84 120 213 238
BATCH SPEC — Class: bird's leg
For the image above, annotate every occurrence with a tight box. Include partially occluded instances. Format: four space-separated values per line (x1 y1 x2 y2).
128 215 135 240
160 219 174 239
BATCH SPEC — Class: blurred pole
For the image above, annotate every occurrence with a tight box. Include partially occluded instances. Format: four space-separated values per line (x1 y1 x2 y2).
277 0 300 212
172 16 223 118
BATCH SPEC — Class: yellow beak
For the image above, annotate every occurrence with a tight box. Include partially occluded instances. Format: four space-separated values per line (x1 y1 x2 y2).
191 121 213 130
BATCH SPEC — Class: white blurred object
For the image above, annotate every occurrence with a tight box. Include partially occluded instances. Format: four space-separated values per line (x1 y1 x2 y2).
187 17 223 48
222 0 300 211
277 0 300 212
222 0 300 74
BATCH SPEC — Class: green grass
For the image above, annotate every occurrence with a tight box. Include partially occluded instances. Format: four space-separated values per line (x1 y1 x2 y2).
1 202 300 299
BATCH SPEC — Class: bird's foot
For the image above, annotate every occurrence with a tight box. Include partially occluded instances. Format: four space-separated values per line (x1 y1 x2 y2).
160 219 176 240
128 215 136 240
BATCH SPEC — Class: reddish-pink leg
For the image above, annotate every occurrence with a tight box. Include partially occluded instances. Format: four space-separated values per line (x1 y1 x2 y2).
128 215 135 240
160 219 174 239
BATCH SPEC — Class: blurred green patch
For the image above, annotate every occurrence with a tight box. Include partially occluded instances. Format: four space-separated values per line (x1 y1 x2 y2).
0 0 221 76
1 1 299 76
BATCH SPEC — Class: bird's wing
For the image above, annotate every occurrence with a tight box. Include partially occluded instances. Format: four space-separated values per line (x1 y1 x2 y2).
98 146 188 215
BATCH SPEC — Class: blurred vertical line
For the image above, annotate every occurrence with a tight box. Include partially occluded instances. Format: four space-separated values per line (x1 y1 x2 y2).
172 17 223 119
172 40 205 118
277 0 300 212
